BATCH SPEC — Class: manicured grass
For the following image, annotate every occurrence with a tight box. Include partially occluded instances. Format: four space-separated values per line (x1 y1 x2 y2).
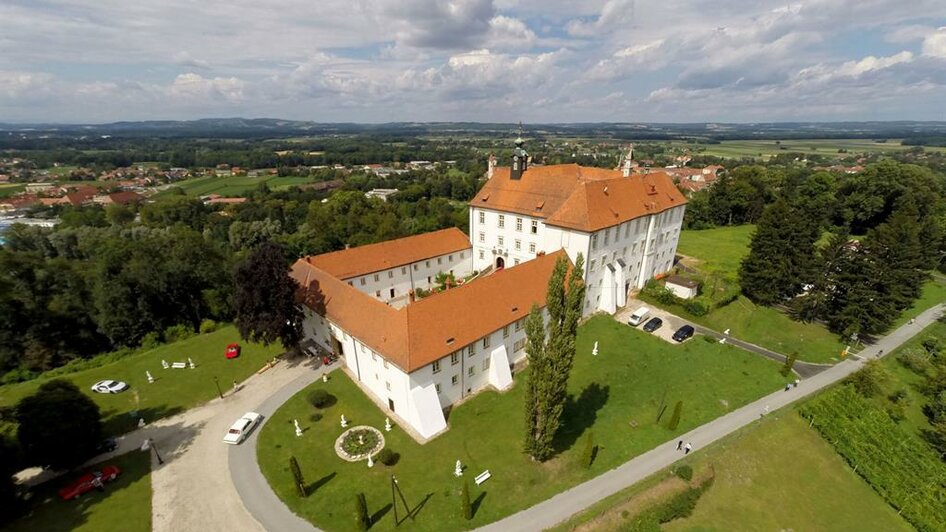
5 450 152 532
676 224 755 276
892 275 946 329
553 412 911 532
257 315 785 531
0 326 284 436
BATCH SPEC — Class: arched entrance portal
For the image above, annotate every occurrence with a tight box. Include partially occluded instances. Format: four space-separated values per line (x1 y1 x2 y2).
496 257 505 270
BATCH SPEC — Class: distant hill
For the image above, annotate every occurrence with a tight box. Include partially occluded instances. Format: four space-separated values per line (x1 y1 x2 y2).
1 118 946 140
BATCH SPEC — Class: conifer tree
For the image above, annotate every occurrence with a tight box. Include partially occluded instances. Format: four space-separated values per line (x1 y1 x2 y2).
354 492 369 531
667 401 683 431
461 479 472 520
289 456 306 497
523 254 586 461
739 199 819 305
582 431 596 469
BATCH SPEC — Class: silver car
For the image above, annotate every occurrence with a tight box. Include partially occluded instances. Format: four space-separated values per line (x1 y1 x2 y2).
90 380 130 394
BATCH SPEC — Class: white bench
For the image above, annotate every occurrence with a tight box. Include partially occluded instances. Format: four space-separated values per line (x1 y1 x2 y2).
474 470 491 485
171 362 187 369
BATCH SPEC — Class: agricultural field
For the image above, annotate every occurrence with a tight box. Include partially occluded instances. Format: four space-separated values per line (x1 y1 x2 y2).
164 174 318 197
665 138 946 160
0 326 284 437
257 314 786 531
0 183 26 198
552 412 911 532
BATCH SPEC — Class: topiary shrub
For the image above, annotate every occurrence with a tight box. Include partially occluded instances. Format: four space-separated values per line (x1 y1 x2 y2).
377 448 399 466
309 412 323 423
199 319 219 334
307 389 335 408
674 465 693 481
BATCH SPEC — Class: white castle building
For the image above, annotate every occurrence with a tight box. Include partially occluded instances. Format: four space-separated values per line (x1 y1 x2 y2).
290 137 687 440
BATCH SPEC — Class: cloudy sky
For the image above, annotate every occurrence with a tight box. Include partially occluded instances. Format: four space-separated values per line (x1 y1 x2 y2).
1 0 945 123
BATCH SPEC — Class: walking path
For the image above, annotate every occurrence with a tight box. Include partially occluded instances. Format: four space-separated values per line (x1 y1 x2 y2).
477 304 943 531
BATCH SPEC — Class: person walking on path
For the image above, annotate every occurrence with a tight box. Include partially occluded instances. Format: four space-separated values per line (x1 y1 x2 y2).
761 405 769 417
676 440 683 451
684 442 692 455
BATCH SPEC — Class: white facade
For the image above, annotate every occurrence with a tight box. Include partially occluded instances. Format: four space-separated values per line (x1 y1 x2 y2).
470 203 686 315
341 249 472 305
300 306 532 440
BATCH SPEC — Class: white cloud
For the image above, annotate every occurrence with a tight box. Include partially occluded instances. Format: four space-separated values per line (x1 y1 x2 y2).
922 27 946 58
168 73 247 103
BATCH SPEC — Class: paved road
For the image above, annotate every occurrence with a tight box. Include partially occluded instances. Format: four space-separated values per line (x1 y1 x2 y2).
229 366 336 532
477 304 943 532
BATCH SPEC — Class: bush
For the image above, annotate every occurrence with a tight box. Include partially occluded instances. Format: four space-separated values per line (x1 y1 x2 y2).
898 349 932 375
163 323 195 343
140 331 162 350
461 479 472 520
683 300 709 317
377 448 399 466
674 465 693 481
354 493 369 531
307 389 335 408
199 319 219 334
309 412 323 423
0 368 38 385
582 431 596 469
845 360 888 398
714 292 740 309
701 334 718 344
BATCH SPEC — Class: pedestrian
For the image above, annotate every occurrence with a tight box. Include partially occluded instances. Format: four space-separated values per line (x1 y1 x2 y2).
794 378 800 388
676 440 683 451
232 380 238 392
910 318 915 325
684 442 692 455
761 405 769 417
785 383 791 391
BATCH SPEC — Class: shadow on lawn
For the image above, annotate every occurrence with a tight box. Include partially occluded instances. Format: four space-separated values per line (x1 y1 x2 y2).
552 383 610 456
472 491 487 518
306 471 336 495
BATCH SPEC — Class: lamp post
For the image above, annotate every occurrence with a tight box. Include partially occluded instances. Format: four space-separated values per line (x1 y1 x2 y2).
141 438 164 465
213 376 223 399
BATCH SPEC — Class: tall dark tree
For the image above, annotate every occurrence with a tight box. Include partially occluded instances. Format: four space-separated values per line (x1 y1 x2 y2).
233 241 303 350
0 435 21 525
15 380 103 470
790 229 850 323
523 254 585 461
739 199 819 305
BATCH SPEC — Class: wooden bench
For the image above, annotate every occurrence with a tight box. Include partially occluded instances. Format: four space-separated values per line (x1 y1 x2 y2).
171 362 187 369
474 470 491 485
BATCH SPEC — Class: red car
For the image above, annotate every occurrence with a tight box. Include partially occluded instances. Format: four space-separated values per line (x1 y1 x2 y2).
226 343 240 359
58 465 121 500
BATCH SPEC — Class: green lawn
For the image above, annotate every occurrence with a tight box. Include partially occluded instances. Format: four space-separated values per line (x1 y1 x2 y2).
5 450 152 532
892 274 946 329
0 183 26 198
677 224 755 276
0 326 284 436
553 412 911 532
258 315 786 531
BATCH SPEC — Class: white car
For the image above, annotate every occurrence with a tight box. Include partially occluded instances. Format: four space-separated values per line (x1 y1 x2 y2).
223 412 262 445
90 380 129 394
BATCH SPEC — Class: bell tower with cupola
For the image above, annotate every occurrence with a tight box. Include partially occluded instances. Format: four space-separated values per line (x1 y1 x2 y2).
510 124 528 180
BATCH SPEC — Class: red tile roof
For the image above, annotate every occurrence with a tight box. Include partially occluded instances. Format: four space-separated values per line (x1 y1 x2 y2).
308 228 471 280
472 164 686 232
291 249 568 373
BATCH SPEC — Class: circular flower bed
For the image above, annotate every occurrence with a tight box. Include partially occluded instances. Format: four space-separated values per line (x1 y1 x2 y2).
334 425 385 462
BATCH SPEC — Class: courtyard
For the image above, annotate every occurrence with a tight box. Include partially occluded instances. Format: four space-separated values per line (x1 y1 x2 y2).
257 314 787 531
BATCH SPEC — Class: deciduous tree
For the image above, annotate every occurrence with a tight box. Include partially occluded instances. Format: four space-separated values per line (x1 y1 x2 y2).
15 380 103 470
233 241 303 350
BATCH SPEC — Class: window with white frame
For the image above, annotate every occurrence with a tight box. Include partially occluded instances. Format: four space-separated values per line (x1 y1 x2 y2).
516 217 522 231
452 375 459 385
479 211 485 224
468 366 475 377
514 338 526 352
591 234 598 250
482 358 490 371
604 228 610 245
482 335 490 348
360 277 366 286
438 257 442 264
435 383 441 394
374 274 379 282
498 215 505 228
479 250 485 259
514 259 520 265
451 352 459 365
515 239 521 250
590 259 596 271
503 325 509 338
388 270 394 279
515 318 523 331
385 381 391 391
467 345 475 357
498 236 504 246
479 232 485 243
432 360 441 374
625 223 631 238
401 267 407 274
531 220 538 234
529 242 536 253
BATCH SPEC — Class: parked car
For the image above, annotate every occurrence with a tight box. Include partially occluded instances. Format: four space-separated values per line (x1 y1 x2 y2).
90 380 129 394
642 317 663 333
223 412 262 445
94 437 118 454
58 465 121 500
225 343 241 359
672 325 695 342
627 306 650 326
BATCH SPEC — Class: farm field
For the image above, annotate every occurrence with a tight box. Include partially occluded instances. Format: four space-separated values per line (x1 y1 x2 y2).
0 326 284 437
552 413 911 532
165 174 318 197
5 451 152 532
666 138 946 160
0 183 26 198
257 314 786 531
